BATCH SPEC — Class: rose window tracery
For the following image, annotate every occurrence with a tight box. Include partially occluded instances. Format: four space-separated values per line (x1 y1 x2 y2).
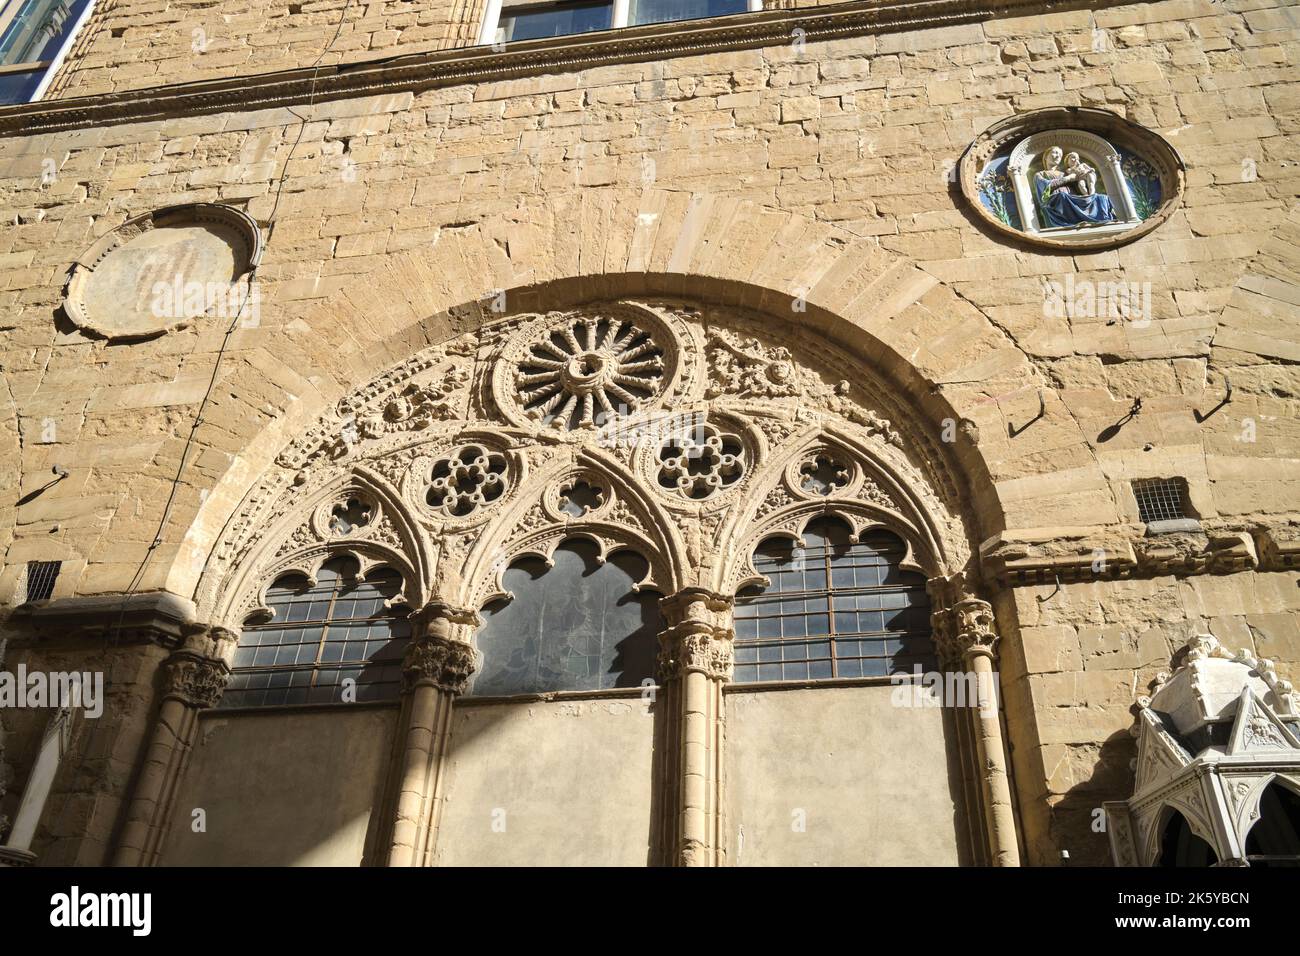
427 444 508 518
657 423 746 500
516 316 665 431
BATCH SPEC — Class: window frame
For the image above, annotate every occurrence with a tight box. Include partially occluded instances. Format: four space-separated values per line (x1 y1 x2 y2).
732 517 935 684
222 559 411 710
477 0 763 47
0 0 95 104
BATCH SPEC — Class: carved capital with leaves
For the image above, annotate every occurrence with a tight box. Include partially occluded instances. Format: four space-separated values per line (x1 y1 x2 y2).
162 651 231 709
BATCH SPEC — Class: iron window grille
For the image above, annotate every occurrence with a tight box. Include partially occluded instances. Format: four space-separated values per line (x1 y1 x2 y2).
23 560 61 602
1132 477 1190 524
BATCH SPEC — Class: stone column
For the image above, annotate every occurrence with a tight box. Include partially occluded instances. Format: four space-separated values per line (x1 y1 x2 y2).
1106 153 1141 222
932 589 1020 867
657 588 733 867
385 602 478 868
112 624 233 867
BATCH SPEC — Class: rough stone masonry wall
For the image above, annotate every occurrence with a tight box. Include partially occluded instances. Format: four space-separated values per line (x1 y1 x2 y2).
47 0 490 98
0 0 1298 864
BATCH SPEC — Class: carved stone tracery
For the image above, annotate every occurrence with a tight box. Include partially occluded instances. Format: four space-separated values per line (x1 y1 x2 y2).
196 299 971 644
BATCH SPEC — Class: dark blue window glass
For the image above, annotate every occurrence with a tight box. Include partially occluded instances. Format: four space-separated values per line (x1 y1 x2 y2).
628 0 747 26
471 540 662 696
0 0 94 104
499 0 613 42
224 559 410 708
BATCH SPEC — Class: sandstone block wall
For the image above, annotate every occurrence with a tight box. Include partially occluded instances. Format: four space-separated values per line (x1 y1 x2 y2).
0 0 1297 865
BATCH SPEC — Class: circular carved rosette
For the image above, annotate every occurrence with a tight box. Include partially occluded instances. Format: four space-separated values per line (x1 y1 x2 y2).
491 303 698 441
406 437 520 527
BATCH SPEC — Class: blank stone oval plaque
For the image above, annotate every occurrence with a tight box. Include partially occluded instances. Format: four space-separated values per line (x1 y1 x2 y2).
63 204 260 340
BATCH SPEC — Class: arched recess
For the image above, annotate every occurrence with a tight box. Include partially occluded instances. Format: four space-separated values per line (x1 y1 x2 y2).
165 189 1021 609
1156 806 1219 867
1240 775 1300 866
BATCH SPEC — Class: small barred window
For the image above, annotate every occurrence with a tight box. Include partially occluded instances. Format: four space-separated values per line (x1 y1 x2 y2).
1132 477 1190 524
222 558 410 708
733 517 934 683
22 560 61 602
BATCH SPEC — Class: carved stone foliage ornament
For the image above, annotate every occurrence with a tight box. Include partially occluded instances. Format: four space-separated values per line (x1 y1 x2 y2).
162 652 231 708
402 635 478 695
63 204 261 340
960 108 1184 250
198 298 970 629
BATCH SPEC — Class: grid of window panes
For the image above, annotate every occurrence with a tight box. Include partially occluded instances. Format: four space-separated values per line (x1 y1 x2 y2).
1132 477 1188 523
222 559 409 708
733 518 935 683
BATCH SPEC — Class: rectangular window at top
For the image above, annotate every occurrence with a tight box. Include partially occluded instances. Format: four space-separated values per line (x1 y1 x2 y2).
0 0 94 104
627 0 749 26
481 0 760 46
499 0 613 43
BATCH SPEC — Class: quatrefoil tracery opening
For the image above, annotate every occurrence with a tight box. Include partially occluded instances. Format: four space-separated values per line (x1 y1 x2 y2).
559 480 605 517
427 445 508 518
799 454 852 496
516 317 665 431
329 496 373 535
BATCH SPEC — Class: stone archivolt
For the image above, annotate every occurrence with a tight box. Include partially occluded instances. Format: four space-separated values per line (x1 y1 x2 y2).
194 299 973 632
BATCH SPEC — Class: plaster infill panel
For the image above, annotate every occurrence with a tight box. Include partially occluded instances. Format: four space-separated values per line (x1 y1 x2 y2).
725 683 968 866
158 705 398 866
435 695 655 866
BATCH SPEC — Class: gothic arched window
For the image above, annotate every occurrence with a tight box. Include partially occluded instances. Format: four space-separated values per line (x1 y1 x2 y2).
470 539 662 697
222 557 410 708
733 517 934 683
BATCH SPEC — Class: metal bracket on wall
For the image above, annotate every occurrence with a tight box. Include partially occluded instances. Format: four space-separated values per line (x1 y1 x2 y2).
1009 390 1046 438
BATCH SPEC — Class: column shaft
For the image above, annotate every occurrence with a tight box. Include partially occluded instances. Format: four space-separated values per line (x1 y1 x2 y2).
384 602 477 867
112 625 233 867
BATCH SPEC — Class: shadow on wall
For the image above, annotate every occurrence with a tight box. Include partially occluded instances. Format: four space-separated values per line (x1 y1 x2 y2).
1057 726 1136 866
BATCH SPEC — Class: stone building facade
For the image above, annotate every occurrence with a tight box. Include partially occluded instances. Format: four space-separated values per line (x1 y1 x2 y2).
0 0 1298 867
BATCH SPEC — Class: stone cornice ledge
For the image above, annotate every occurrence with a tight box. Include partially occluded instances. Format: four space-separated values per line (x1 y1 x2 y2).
981 518 1300 587
1 0 1135 136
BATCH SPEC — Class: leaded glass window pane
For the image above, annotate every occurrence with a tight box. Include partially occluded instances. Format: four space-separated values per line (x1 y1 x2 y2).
470 540 661 696
732 517 934 683
223 558 409 708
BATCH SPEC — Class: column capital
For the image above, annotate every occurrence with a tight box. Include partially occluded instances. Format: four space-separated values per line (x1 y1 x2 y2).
401 634 477 695
161 650 230 709
951 597 999 663
657 588 735 682
927 575 1000 668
